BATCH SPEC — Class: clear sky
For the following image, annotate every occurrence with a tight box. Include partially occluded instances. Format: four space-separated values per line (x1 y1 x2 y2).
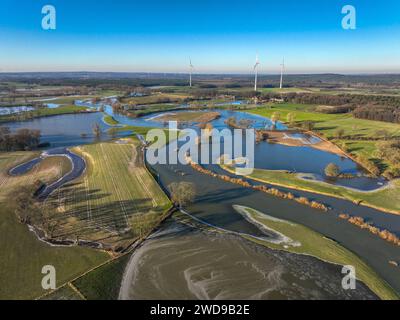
0 0 400 74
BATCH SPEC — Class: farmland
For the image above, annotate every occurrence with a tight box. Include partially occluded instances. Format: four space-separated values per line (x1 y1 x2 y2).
43 139 171 250
0 152 108 299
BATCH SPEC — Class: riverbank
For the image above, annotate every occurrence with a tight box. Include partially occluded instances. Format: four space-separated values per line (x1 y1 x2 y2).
0 105 91 123
247 105 400 177
118 213 381 300
221 165 400 215
232 205 399 300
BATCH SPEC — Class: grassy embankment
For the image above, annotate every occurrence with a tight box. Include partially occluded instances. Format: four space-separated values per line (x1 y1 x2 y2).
232 205 399 300
0 152 109 299
222 164 400 214
245 103 400 213
103 114 119 126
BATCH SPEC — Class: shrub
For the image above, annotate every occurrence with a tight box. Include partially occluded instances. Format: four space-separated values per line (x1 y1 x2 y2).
325 163 340 177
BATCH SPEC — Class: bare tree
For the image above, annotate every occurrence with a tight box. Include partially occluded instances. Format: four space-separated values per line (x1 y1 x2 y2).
92 123 101 138
14 186 38 224
168 182 196 207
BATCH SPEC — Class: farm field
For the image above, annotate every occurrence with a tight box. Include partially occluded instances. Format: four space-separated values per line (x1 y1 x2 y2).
40 284 84 300
42 253 130 300
72 254 131 300
43 139 171 250
0 152 108 300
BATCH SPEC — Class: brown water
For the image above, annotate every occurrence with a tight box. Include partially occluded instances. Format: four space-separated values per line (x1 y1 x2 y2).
119 218 377 300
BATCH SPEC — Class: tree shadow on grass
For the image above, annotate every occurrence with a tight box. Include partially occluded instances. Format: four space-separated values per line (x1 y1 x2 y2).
42 181 163 243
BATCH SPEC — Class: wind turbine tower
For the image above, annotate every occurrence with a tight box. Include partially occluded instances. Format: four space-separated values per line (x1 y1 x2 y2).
189 58 194 87
254 54 260 91
280 58 285 89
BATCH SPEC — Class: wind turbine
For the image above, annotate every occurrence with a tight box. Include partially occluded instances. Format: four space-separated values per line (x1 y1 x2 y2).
189 58 194 87
280 58 285 89
253 54 260 91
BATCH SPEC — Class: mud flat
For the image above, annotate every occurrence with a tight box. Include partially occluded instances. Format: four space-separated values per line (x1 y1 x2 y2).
154 111 220 123
264 130 346 156
119 217 377 300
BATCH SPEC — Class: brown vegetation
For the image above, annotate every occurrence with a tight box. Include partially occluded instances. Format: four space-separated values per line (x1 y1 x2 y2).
339 213 400 246
0 126 41 151
186 157 328 212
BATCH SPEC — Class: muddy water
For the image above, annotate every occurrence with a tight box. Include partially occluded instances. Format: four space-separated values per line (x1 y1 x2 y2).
120 218 377 300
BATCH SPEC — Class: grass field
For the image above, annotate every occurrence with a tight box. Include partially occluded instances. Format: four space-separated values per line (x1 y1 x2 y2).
244 104 400 212
233 205 399 300
126 103 182 117
42 250 132 300
249 103 400 137
0 105 89 122
40 96 94 105
44 139 171 250
103 114 119 126
0 152 109 299
72 254 131 300
121 93 189 105
248 103 400 170
154 111 220 123
41 284 84 300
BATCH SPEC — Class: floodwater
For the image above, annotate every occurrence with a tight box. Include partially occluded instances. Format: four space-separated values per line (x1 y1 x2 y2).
0 106 35 115
3 101 387 189
119 218 377 300
4 112 131 148
2 96 389 190
149 144 400 295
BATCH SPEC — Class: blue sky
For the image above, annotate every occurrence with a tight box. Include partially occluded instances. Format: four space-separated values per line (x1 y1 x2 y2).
0 0 400 73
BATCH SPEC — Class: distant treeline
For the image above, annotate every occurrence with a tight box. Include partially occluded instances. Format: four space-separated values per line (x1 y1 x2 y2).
0 127 41 151
353 105 400 123
2 72 400 87
261 92 400 123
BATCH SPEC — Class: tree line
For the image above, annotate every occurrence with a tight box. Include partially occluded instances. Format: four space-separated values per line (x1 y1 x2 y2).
0 126 41 151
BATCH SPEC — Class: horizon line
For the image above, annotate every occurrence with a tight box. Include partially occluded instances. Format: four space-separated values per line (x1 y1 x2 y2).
1 71 400 76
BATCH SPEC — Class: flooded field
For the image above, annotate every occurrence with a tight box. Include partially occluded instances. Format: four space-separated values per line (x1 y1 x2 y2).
5 112 130 147
120 218 377 300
